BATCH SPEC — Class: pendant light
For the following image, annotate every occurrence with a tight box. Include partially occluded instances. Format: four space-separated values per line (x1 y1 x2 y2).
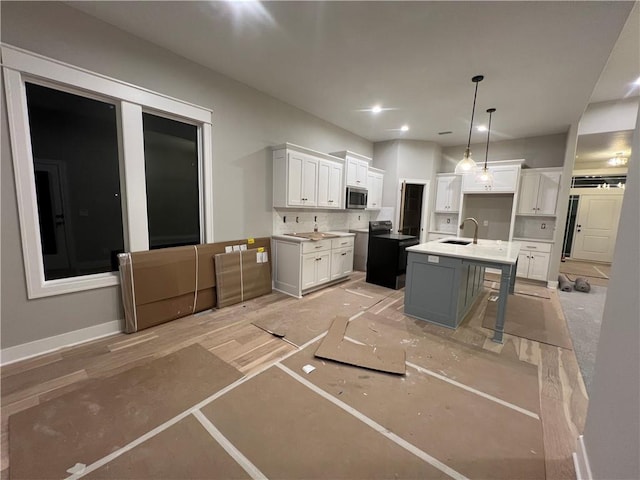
455 75 484 174
477 108 496 184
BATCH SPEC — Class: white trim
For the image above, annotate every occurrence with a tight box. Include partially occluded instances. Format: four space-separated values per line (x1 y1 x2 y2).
547 280 559 289
573 435 593 480
1 44 212 123
120 101 149 252
0 320 122 366
202 122 215 242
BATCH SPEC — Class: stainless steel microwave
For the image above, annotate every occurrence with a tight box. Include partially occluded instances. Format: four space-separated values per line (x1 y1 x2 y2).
346 186 368 209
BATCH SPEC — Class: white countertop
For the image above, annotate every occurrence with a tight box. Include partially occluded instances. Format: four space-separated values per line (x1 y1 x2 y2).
407 238 521 265
272 231 355 243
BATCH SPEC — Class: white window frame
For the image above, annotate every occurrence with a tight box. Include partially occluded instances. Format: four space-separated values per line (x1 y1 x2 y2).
2 44 214 299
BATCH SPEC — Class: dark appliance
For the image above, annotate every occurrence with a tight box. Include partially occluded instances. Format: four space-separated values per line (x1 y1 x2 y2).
346 186 367 209
366 220 419 289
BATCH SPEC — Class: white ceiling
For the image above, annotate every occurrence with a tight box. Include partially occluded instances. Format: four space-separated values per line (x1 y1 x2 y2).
68 1 639 149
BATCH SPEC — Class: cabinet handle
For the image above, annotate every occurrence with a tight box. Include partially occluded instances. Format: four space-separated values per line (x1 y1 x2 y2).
526 246 537 249
315 245 322 249
328 200 333 203
341 252 347 256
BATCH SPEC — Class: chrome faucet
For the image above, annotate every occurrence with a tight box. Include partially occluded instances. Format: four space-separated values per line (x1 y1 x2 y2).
459 217 479 244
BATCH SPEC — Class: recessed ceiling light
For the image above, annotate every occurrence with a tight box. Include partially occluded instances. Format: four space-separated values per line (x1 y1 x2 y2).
401 125 409 132
371 105 382 114
477 125 487 132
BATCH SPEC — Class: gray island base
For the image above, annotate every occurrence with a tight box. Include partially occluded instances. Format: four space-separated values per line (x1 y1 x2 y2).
404 239 520 343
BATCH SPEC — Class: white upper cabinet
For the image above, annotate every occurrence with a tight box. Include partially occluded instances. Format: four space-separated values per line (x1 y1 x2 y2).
517 170 561 215
273 143 345 209
462 165 520 193
434 174 461 212
317 159 344 209
331 151 370 188
366 168 384 209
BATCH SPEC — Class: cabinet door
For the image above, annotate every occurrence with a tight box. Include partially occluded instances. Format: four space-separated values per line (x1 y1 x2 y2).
317 161 331 208
331 247 354 279
367 172 383 209
327 162 343 208
516 252 530 278
356 160 368 186
287 152 305 206
517 174 540 215
346 157 359 186
316 251 331 284
536 172 560 215
301 253 318 289
435 176 452 211
301 156 318 206
448 176 461 211
528 252 549 281
490 167 520 192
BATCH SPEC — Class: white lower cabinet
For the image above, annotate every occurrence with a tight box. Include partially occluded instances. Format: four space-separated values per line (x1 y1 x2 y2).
273 235 355 297
516 241 551 281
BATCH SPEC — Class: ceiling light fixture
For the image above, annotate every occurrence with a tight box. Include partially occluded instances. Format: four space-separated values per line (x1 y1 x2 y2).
371 105 382 114
455 75 484 174
608 152 628 166
401 125 409 132
476 108 496 184
477 125 487 132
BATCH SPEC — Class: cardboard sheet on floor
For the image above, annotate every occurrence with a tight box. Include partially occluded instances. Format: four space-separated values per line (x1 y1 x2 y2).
201 367 450 479
85 416 249 479
483 293 573 349
250 285 390 347
215 248 271 308
314 316 406 374
9 344 243 479
345 310 541 415
283 343 545 480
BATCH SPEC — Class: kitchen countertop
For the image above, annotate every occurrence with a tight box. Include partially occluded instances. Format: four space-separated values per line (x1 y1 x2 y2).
272 231 355 242
407 238 521 265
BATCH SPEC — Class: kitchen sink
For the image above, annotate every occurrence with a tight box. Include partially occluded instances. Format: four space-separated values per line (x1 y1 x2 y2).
440 239 472 245
285 232 340 240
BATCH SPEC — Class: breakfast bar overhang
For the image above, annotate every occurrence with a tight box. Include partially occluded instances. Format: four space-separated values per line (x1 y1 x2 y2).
404 239 521 343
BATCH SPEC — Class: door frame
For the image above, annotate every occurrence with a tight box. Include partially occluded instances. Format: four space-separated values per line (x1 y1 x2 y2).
396 178 430 243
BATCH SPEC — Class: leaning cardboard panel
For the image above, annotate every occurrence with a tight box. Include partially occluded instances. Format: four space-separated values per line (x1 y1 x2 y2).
118 246 198 333
215 248 272 308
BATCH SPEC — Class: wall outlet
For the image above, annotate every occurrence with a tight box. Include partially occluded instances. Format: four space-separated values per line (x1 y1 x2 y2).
446 218 451 224
483 220 489 227
541 223 546 229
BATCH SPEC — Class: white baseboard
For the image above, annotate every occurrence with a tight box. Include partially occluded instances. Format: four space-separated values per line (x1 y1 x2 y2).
0 320 122 366
547 280 558 289
573 435 593 480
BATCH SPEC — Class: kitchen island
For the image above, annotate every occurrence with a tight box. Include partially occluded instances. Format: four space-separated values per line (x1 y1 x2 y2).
404 238 521 343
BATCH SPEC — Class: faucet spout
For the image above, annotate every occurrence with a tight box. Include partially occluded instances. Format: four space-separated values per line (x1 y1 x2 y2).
459 217 479 244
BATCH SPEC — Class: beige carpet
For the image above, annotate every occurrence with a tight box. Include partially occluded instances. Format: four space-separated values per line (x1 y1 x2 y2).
9 344 243 479
482 294 573 349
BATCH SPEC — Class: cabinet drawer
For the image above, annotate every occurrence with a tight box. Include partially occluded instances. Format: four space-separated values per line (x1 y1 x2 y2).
302 239 332 254
331 237 354 249
520 241 551 253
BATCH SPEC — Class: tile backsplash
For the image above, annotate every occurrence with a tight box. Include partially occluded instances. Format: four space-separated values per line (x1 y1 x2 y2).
513 216 556 241
273 209 374 235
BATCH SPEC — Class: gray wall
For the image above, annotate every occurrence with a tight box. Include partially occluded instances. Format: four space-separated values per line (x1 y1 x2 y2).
0 1 372 348
582 106 639 479
441 133 568 172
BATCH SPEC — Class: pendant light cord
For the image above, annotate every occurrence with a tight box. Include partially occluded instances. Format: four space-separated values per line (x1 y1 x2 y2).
484 108 494 169
466 80 479 150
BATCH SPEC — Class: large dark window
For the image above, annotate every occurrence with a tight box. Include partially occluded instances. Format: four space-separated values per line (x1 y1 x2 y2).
143 113 200 249
26 83 124 280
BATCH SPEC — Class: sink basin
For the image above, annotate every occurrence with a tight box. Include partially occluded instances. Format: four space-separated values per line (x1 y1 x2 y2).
285 232 340 241
440 239 472 245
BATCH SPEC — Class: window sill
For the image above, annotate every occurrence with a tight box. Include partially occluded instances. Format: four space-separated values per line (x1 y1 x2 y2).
28 271 120 299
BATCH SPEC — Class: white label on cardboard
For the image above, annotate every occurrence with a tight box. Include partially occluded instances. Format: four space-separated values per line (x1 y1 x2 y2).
240 244 247 251
262 251 269 263
232 245 241 252
302 364 316 374
256 252 262 264
225 246 233 253
427 255 439 263
489 295 499 302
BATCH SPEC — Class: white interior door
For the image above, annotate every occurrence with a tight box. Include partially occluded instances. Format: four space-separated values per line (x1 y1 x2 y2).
572 194 623 262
